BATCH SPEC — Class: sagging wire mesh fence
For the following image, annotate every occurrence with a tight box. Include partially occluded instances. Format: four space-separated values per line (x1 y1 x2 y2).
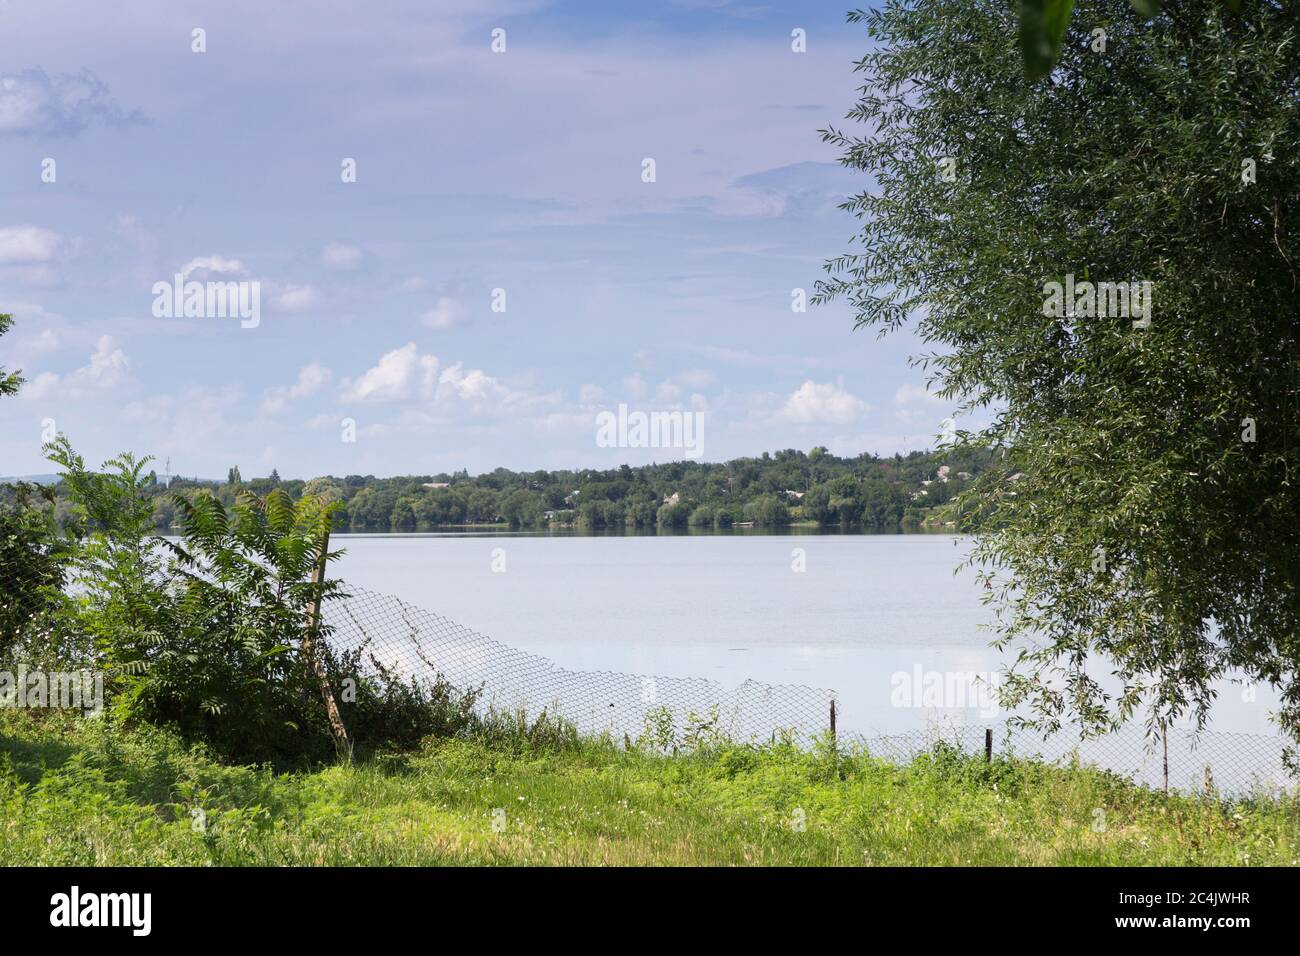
324 585 834 745
1 539 1293 798
323 585 1296 797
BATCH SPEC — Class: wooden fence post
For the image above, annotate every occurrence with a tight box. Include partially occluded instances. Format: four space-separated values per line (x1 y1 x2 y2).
304 527 352 762
984 727 993 762
829 698 837 746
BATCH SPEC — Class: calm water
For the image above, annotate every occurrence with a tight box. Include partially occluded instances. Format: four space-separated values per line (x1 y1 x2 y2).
330 532 1278 740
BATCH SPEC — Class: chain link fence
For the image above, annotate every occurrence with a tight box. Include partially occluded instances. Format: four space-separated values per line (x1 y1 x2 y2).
2 526 1294 799
847 722 1293 796
324 585 835 744
324 585 1296 798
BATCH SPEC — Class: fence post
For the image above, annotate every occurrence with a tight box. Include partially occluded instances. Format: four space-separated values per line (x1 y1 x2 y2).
304 527 352 762
829 697 837 746
984 727 992 762
1161 720 1169 794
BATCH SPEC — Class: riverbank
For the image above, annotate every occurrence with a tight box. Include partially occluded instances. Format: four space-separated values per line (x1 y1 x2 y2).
3 711 1295 866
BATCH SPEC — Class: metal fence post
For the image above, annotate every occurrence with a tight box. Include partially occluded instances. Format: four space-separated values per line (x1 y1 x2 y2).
1161 720 1169 794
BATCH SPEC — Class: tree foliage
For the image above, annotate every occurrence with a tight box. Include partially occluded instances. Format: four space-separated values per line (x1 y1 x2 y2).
819 0 1300 755
0 313 22 398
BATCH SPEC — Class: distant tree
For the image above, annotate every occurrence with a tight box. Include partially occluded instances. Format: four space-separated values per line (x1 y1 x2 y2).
744 495 789 529
502 489 543 529
802 485 833 526
227 466 242 486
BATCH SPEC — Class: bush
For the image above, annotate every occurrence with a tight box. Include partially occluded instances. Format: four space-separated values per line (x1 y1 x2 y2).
0 483 73 665
36 437 488 767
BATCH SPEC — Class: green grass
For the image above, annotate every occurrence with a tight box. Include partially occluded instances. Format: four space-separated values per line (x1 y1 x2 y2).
2 710 1297 866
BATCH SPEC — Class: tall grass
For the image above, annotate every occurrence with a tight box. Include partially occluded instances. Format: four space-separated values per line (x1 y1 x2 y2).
2 710 1297 866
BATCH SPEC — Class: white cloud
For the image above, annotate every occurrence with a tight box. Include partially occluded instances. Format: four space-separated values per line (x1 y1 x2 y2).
621 373 648 400
0 68 140 137
31 329 60 352
0 225 64 264
322 243 362 270
269 284 321 313
578 383 605 403
674 368 715 390
892 381 955 430
260 363 333 415
338 343 556 425
22 335 129 399
778 380 867 425
419 296 470 330
179 255 244 278
893 383 946 408
339 343 438 403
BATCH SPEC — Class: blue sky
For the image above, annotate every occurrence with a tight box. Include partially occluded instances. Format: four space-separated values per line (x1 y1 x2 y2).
0 0 955 479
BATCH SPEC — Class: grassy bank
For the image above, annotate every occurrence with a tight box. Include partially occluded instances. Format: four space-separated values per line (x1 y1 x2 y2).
2 711 1296 866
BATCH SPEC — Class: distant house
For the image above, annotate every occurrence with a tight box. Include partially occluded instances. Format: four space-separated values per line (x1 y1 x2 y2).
957 471 973 481
783 489 805 500
422 482 451 490
662 492 680 506
936 465 951 482
910 489 928 500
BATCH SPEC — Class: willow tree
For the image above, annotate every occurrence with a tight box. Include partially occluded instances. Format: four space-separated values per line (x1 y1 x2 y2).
818 0 1300 758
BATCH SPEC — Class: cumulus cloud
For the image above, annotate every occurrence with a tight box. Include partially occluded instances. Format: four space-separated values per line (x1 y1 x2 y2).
179 255 244 279
777 380 867 425
674 369 715 390
23 335 129 399
322 243 362 270
338 343 555 422
260 363 333 415
269 284 321 313
419 296 470 330
0 225 65 264
893 382 947 408
340 343 439 403
892 381 955 431
0 68 142 137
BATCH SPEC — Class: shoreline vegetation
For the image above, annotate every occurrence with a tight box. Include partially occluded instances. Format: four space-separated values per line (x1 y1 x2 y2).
2 446 994 536
3 710 1295 867
329 522 959 535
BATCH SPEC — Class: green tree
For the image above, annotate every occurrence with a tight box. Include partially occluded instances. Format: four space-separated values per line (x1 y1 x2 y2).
1016 2 1248 81
0 313 22 397
818 0 1300 755
744 494 789 529
502 489 543 528
0 483 72 662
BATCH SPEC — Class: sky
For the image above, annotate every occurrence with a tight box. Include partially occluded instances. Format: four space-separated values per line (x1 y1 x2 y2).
0 0 957 480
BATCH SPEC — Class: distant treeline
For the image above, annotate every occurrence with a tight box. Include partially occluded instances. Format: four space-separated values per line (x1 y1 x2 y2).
9 446 998 533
